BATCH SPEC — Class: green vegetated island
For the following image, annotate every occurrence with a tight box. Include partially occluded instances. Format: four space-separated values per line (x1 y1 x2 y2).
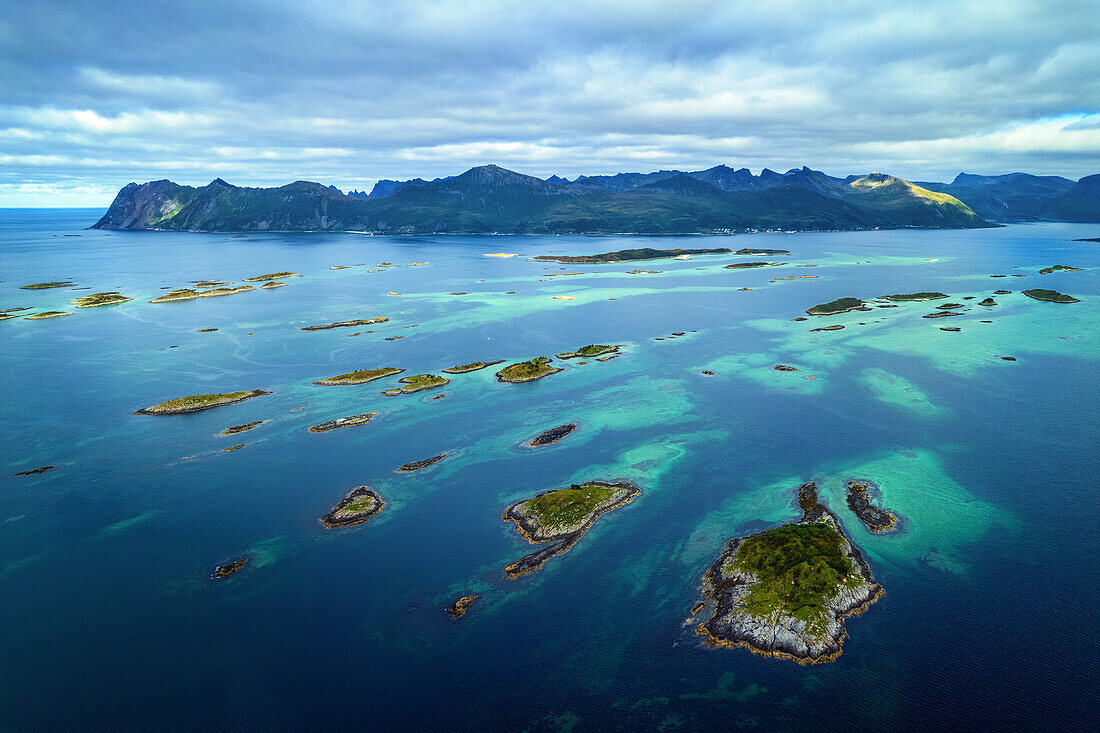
531 248 732 264
1039 265 1083 274
1023 288 1080 303
496 357 564 383
134 389 272 415
21 281 75 290
695 481 883 665
151 286 254 303
91 165 998 234
442 360 504 374
380 374 449 396
502 481 640 578
71 292 132 308
313 367 404 385
806 297 866 316
555 344 618 359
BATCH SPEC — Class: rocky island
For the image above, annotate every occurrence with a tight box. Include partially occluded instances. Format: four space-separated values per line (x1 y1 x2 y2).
211 558 248 579
442 360 505 374
396 453 447 472
13 465 54 476
379 374 449 396
496 357 563 383
319 486 385 528
134 389 271 415
694 481 883 665
845 480 899 533
309 413 378 433
313 367 404 385
531 248 732 264
527 424 577 447
1023 288 1080 303
221 420 265 436
71 292 132 308
300 317 388 331
555 344 618 359
502 481 639 578
445 594 479 619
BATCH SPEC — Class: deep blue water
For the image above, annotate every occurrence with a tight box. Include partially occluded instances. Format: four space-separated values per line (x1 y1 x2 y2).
1 210 1097 730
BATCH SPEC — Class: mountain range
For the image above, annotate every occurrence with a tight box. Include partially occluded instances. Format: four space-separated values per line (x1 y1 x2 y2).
92 164 1100 234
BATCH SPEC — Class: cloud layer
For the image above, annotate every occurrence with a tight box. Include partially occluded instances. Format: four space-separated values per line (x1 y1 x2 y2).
1 0 1097 205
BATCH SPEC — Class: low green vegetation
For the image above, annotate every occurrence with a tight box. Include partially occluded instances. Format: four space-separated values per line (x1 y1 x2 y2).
724 261 782 269
806 297 863 315
531 247 732 264
71 291 132 308
242 271 299 282
137 391 259 414
25 311 73 320
1039 265 1083 274
728 523 855 636
1023 288 1080 303
380 373 449 395
150 286 254 303
442 360 503 374
523 483 619 530
314 367 403 385
556 344 617 359
496 356 561 382
880 292 948 301
21 281 74 290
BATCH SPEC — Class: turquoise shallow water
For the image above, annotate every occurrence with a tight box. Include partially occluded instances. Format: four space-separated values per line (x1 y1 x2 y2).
1 211 1098 730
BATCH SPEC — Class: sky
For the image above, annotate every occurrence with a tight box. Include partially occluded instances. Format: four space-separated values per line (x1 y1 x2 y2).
1 0 1098 206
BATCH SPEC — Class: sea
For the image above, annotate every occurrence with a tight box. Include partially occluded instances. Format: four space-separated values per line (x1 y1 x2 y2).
1 209 1097 731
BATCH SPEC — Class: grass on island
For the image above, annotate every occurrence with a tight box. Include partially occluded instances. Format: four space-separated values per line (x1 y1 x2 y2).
401 373 447 389
21 281 75 290
1023 288 1080 303
443 360 502 373
149 392 254 411
880 292 949 302
315 367 403 385
558 344 616 358
25 311 74 320
150 286 254 303
727 523 857 637
806 297 863 315
343 494 379 513
531 247 731 264
497 357 558 380
381 373 448 395
71 292 132 308
1039 265 1083 274
523 483 619 530
242 271 300 282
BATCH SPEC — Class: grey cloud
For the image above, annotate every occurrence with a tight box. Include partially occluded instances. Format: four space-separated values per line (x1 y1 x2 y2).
0 0 1097 205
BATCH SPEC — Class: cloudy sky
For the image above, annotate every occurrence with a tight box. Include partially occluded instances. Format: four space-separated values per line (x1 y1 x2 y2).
1 0 1098 206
